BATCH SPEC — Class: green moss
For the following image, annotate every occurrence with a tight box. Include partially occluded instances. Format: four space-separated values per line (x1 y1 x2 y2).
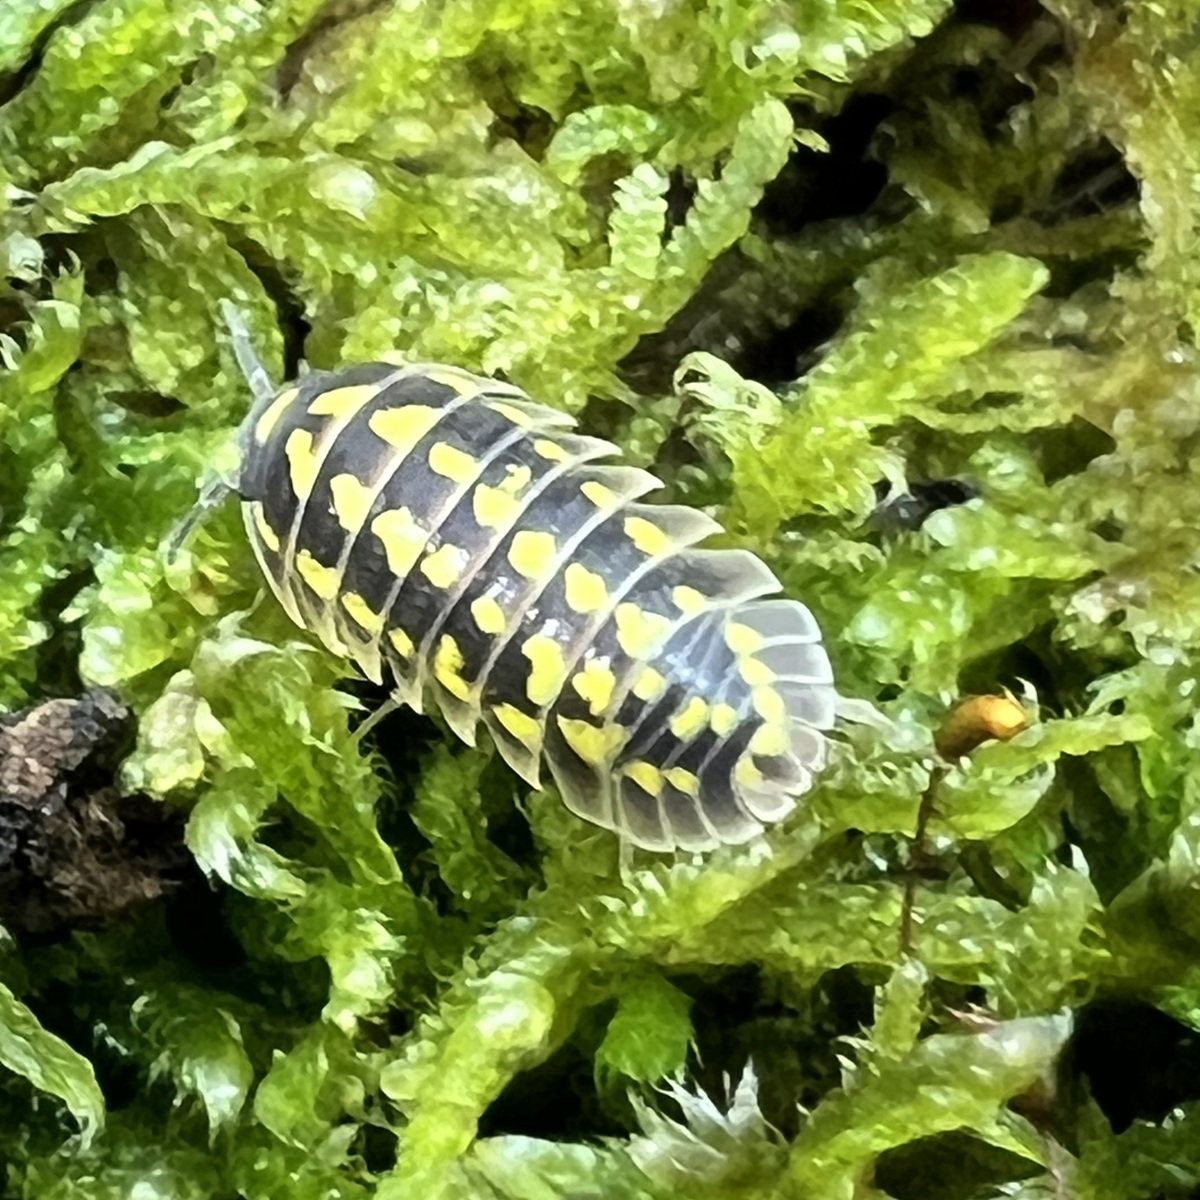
0 981 103 1147
4 0 1200 1196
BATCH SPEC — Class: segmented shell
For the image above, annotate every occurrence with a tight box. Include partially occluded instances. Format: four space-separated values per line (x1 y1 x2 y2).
236 361 836 851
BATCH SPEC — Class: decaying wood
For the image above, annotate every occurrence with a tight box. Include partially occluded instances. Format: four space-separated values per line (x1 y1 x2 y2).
0 688 187 934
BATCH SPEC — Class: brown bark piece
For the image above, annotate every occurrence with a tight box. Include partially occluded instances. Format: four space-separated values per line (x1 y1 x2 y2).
0 689 187 935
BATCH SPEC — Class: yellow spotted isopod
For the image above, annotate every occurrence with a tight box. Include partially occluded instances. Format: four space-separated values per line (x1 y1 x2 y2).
210 304 836 851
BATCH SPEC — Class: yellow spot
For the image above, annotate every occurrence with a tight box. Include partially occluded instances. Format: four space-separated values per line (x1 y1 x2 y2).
521 634 567 707
508 530 557 580
285 428 319 500
672 585 706 613
632 666 666 701
739 656 776 687
470 594 506 635
474 464 532 528
388 628 414 658
501 464 532 493
750 724 788 756
424 366 481 394
625 761 662 795
420 543 467 589
487 400 532 427
255 386 298 443
664 767 699 796
341 591 384 634
581 480 618 508
428 441 478 484
710 703 739 737
571 660 616 716
493 703 543 752
563 562 608 614
369 404 440 455
533 438 572 463
329 473 375 534
624 516 670 556
376 351 409 366
249 502 280 552
615 603 671 658
433 635 471 701
295 549 339 600
371 507 427 576
473 483 522 530
556 716 627 766
725 622 764 655
753 686 787 725
735 757 764 789
308 383 379 418
670 696 710 740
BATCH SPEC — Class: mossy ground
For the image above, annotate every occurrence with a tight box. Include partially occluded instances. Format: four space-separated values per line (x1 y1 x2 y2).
1 1 1200 1197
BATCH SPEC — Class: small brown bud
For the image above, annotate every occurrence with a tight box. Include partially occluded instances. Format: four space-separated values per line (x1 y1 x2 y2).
935 693 1030 759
